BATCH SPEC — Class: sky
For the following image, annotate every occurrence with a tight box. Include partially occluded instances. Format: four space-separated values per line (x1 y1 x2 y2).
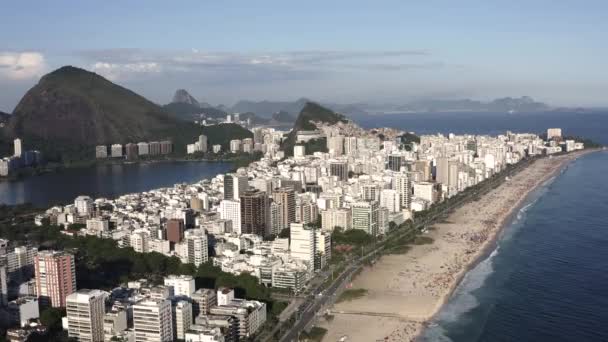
1 0 607 112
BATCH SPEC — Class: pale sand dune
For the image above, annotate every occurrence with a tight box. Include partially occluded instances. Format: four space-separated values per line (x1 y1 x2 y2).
319 151 593 342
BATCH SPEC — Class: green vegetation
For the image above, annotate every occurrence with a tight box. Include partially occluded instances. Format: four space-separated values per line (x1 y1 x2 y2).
336 288 368 303
301 137 328 155
299 327 328 341
331 227 373 247
199 123 253 151
281 102 348 156
412 236 434 245
400 132 421 151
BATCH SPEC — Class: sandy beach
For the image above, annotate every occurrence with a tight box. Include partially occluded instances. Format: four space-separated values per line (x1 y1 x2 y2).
319 151 594 342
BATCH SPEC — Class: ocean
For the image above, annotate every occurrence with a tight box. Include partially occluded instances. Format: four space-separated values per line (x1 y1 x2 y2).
419 150 608 341
356 111 608 145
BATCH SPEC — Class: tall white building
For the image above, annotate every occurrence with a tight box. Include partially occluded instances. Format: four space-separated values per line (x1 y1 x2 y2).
133 299 173 342
380 189 400 213
219 200 242 234
198 135 208 152
66 289 106 342
230 139 241 153
393 172 412 210
74 196 94 216
173 300 192 341
320 208 351 231
178 230 208 266
547 128 562 140
413 182 435 204
13 138 22 157
351 200 379 236
289 223 315 266
164 275 195 297
293 145 305 158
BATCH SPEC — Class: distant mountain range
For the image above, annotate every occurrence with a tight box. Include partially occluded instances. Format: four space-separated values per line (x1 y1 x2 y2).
392 96 549 113
216 96 600 118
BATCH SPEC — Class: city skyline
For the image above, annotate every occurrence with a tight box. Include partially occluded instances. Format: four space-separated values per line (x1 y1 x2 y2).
2 1 608 111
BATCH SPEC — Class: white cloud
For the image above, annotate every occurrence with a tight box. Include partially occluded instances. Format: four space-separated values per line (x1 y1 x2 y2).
0 52 47 80
92 61 161 81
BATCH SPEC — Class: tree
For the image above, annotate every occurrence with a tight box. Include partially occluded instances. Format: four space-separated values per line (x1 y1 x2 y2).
40 307 64 331
278 228 290 239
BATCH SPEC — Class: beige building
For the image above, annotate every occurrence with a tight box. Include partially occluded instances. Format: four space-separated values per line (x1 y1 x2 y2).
66 289 106 342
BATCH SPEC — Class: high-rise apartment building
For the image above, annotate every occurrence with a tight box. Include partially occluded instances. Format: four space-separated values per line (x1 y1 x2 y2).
320 208 351 231
329 161 348 181
224 174 248 200
178 230 208 267
289 223 315 265
198 135 208 153
240 189 269 237
435 157 450 185
66 289 106 342
351 200 379 236
173 300 192 341
219 200 242 235
271 187 296 231
380 189 400 213
387 155 403 172
393 172 412 210
361 183 381 202
13 138 22 157
74 196 94 217
133 299 173 342
414 160 432 182
35 250 76 308
166 219 184 243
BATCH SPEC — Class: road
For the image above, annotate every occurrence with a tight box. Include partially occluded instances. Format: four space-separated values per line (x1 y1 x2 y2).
278 158 534 342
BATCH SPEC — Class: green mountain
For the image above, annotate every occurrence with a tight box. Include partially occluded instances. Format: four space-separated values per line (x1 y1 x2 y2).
6 66 231 162
281 102 348 156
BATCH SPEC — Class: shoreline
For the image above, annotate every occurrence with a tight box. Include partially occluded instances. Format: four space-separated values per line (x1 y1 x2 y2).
320 149 599 342
0 154 256 183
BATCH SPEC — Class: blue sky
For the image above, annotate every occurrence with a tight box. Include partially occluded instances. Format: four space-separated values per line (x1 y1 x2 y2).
1 0 607 111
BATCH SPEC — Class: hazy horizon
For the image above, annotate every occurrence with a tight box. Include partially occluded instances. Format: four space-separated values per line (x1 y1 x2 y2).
2 1 607 111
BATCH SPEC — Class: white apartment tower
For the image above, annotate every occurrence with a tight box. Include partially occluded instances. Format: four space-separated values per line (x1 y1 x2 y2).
351 200 379 236
380 189 400 213
74 196 94 216
66 289 106 342
164 275 195 297
133 299 173 342
13 138 22 157
173 300 192 341
393 172 412 210
219 199 242 234
289 223 315 266
180 230 208 266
